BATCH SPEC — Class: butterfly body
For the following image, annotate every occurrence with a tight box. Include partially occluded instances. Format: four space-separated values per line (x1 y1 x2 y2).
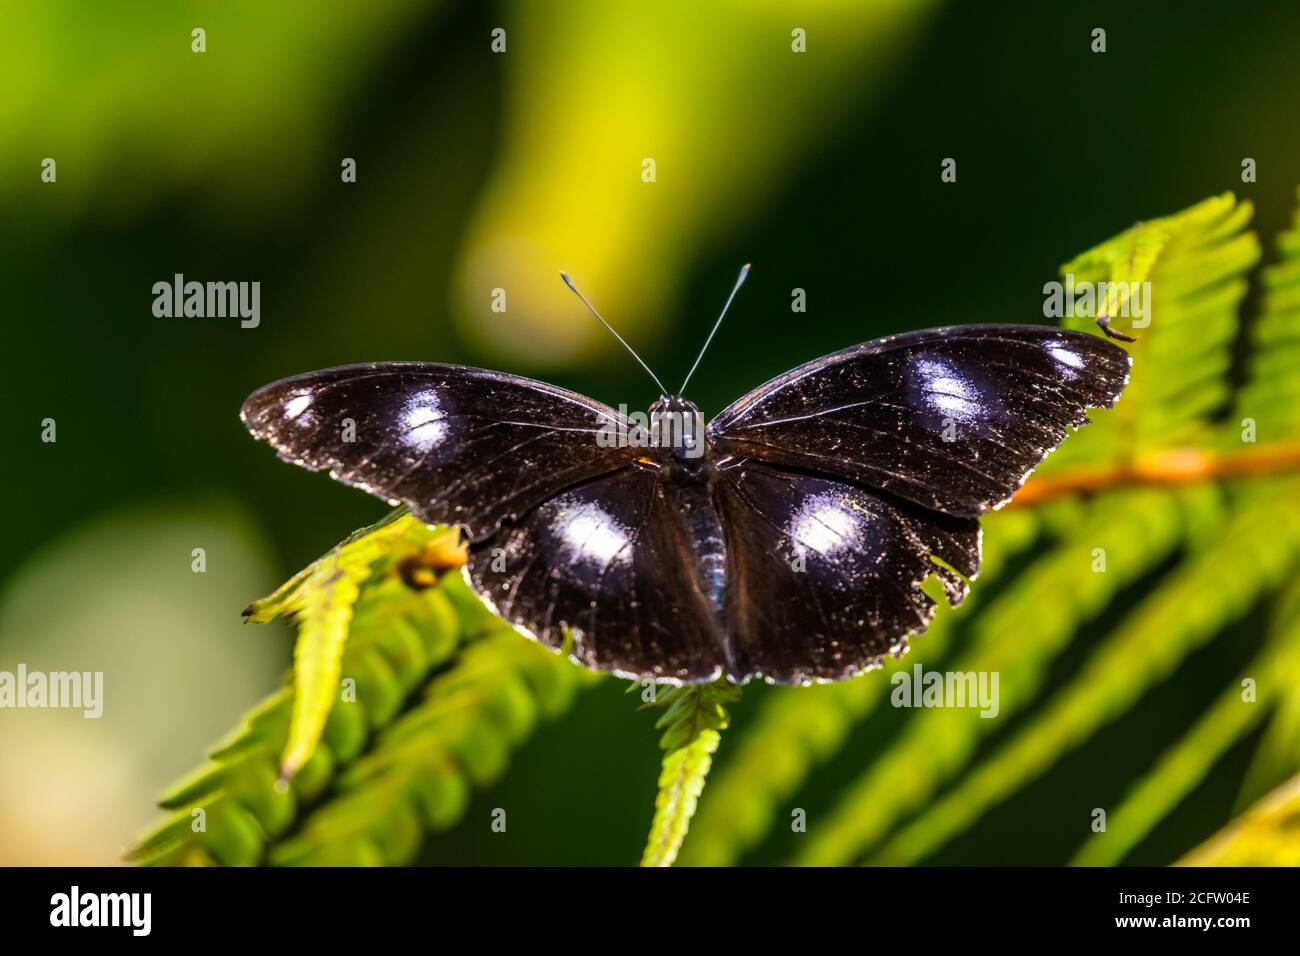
654 467 729 616
242 325 1130 685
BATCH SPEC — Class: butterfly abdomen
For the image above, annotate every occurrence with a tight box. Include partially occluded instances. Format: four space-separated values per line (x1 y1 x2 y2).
667 480 728 620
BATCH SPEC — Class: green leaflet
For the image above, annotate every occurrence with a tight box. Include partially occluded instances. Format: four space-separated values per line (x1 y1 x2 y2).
643 733 721 867
1239 186 1300 438
641 681 740 867
1237 628 1300 811
243 513 452 781
278 560 365 781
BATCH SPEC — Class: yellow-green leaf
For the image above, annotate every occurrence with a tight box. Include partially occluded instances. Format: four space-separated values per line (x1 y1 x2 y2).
639 681 739 867
1180 772 1300 866
279 559 368 782
642 729 722 867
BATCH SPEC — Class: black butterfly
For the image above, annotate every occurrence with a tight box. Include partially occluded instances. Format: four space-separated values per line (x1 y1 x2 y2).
241 271 1130 685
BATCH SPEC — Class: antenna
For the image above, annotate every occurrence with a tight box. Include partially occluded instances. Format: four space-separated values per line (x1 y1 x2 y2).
679 263 750 395
560 272 668 395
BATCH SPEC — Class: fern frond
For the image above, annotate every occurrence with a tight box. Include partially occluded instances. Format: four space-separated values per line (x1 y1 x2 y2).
1071 572 1300 865
128 515 592 865
1064 187 1300 854
773 193 1300 867
640 681 740 867
247 514 467 781
1238 186 1300 435
869 478 1300 865
794 488 1189 866
1045 193 1258 471
270 629 592 865
853 191 1300 866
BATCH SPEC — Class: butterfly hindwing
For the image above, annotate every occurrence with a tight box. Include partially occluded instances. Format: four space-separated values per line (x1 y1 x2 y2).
716 461 980 683
240 362 638 541
708 326 1131 517
466 466 727 682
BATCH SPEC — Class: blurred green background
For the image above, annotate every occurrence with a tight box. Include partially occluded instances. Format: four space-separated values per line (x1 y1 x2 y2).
3 0 1300 865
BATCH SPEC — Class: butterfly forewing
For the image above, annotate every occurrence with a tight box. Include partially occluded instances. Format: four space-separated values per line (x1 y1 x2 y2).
708 326 1131 517
240 363 638 541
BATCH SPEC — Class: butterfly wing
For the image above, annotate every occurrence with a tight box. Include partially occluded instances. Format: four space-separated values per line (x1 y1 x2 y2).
467 466 727 682
715 460 979 683
706 325 1129 683
240 362 639 541
708 326 1131 517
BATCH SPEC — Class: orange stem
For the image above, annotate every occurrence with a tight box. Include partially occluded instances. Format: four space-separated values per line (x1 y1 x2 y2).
1008 444 1300 509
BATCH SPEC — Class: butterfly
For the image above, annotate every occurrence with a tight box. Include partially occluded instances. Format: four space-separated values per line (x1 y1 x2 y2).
241 266 1131 685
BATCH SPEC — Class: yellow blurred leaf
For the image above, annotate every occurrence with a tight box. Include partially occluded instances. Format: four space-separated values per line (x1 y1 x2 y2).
454 0 940 366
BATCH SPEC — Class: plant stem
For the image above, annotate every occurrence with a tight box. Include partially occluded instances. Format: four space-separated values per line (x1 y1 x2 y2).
1008 443 1300 508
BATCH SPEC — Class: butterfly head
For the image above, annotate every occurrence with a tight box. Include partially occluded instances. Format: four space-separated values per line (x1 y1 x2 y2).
647 394 707 464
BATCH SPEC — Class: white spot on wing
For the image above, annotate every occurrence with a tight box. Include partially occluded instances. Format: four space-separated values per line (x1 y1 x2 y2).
911 356 980 418
790 493 860 557
558 502 631 565
284 393 313 421
1046 339 1085 377
402 390 447 450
